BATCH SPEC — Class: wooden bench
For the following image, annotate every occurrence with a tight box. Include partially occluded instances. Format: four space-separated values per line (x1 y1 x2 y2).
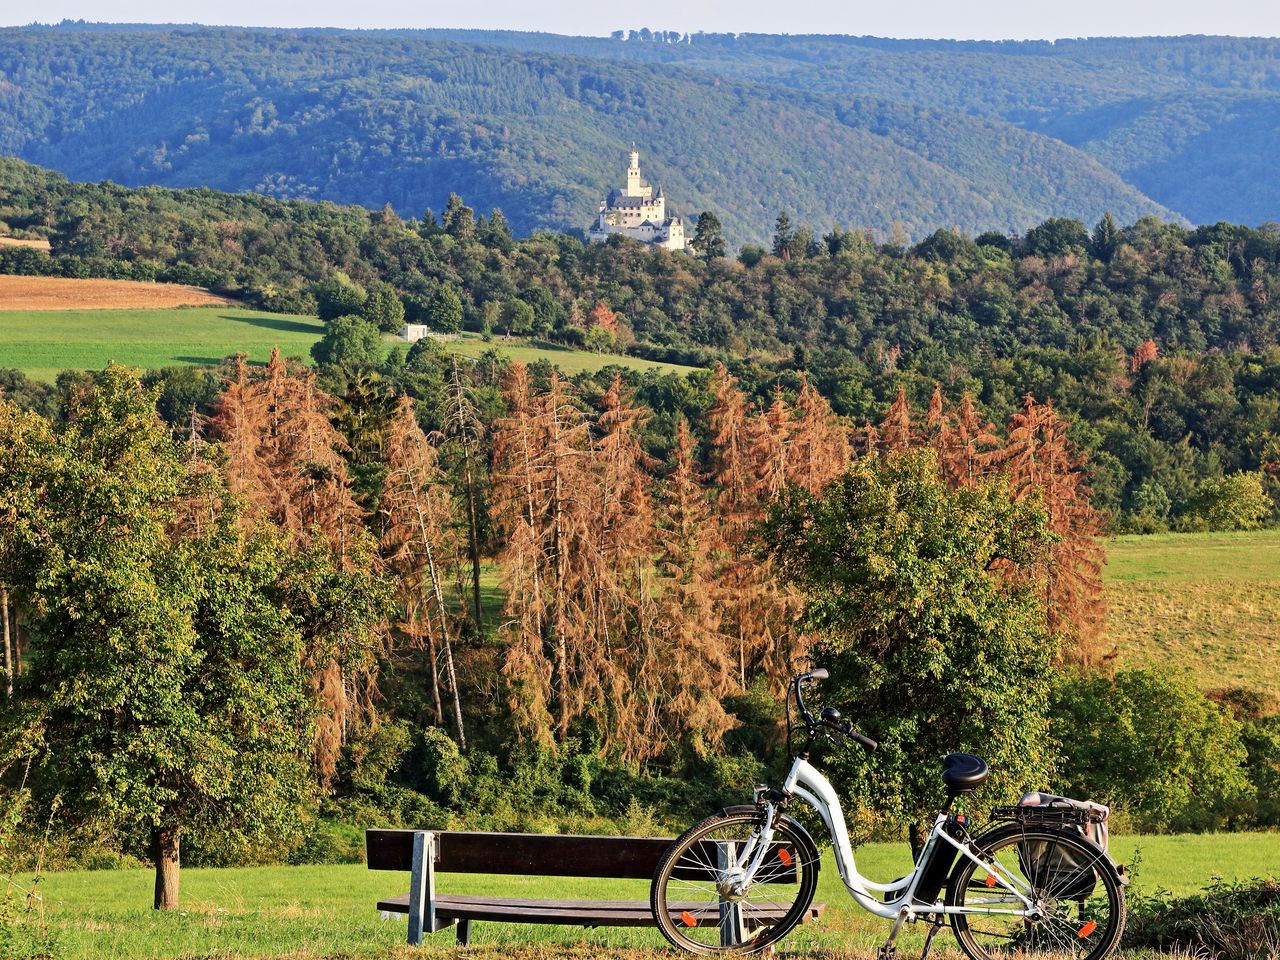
366 828 827 946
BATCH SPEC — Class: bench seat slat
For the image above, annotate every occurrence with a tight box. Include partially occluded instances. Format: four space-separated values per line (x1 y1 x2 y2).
367 829 675 879
377 892 827 927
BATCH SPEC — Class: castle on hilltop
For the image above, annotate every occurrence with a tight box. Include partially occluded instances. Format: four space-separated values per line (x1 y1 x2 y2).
587 149 690 251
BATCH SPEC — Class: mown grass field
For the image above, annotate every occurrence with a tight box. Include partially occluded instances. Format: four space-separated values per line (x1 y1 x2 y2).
16 832 1277 959
1104 528 1280 696
0 307 323 382
436 332 699 376
0 305 700 382
0 274 231 310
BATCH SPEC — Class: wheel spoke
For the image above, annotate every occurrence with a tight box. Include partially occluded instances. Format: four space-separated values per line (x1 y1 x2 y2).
653 812 817 954
951 829 1122 960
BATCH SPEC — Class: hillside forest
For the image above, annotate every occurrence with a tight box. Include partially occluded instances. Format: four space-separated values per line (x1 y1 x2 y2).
1 160 1279 909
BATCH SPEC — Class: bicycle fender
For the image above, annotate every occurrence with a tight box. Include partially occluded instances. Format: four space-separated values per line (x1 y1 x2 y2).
716 804 823 872
945 821 1124 906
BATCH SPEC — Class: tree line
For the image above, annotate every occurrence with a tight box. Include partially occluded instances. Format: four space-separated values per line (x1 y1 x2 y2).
3 345 1274 910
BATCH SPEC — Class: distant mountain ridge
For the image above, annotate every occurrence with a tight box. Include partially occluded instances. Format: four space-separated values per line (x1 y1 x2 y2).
4 24 1273 242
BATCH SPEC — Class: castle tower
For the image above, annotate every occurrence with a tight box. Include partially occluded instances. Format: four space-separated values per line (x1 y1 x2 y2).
625 148 651 198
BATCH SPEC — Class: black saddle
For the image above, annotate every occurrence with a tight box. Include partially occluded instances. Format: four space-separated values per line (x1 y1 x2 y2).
941 753 989 793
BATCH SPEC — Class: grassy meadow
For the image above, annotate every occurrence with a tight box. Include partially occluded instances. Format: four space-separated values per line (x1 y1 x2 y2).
1104 528 1280 696
18 832 1278 959
0 305 700 383
0 307 324 382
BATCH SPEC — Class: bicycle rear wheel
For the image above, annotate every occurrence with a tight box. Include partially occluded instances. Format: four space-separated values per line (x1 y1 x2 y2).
946 824 1125 960
650 809 819 954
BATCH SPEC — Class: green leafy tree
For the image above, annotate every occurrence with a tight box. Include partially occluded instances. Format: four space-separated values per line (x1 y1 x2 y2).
1180 471 1273 531
313 273 367 321
762 449 1059 850
426 286 465 334
1022 217 1089 258
361 281 406 333
0 366 319 910
500 298 535 339
692 211 726 260
311 316 383 368
1052 670 1252 831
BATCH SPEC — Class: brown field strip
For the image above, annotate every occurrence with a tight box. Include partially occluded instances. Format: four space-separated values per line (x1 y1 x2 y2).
0 274 232 310
0 235 52 250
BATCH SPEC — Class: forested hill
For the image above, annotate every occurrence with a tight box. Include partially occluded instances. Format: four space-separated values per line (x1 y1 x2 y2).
0 24 1177 244
420 30 1280 228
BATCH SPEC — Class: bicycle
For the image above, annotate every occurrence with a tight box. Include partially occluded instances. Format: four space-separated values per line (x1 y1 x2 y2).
651 668 1126 959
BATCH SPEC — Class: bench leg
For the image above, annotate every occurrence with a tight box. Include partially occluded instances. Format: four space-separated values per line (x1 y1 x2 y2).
456 919 473 946
407 830 437 946
717 841 745 947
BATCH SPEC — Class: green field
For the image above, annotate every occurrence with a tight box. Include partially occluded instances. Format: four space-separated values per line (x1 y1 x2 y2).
1104 528 1280 696
0 307 324 382
15 832 1276 959
443 332 700 376
0 308 700 382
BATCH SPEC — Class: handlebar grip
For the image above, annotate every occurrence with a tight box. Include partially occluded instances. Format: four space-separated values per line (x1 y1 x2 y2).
850 732 878 752
807 668 829 681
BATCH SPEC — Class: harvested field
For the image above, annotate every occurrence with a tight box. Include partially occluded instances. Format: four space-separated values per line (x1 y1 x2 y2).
0 274 230 310
0 235 51 250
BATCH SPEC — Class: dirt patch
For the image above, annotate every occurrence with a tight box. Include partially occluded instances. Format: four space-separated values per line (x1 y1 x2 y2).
0 236 52 250
0 274 232 310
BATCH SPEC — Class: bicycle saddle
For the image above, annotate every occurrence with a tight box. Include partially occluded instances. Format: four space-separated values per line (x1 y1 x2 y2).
941 752 989 793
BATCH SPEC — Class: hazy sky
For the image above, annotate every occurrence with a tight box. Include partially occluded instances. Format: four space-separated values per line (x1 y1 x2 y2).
7 0 1280 39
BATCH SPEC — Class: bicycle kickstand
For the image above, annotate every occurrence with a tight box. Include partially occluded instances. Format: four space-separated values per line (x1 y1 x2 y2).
918 915 946 960
877 909 908 960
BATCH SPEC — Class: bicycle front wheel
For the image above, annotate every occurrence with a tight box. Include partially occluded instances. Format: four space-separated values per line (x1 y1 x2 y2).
650 809 820 954
947 824 1126 960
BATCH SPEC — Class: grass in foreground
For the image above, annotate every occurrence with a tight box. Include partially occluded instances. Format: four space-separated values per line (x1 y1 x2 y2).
1104 528 1280 696
0 307 323 382
19 832 1278 958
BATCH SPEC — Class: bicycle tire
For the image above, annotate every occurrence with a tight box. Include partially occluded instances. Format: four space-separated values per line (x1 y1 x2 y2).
946 823 1126 960
651 809 820 955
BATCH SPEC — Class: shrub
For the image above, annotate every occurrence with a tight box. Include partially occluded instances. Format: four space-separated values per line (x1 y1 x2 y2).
1052 669 1253 831
1127 879 1280 960
1179 471 1273 531
311 315 383 367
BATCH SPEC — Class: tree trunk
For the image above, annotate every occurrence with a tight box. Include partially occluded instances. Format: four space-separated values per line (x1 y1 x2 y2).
462 449 483 630
908 822 926 863
2 587 11 700
152 825 181 910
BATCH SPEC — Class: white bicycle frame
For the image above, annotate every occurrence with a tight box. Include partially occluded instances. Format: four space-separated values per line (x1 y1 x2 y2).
734 756 1038 924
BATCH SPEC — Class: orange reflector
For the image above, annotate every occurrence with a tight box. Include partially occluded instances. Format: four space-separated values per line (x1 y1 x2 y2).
1078 921 1097 938
778 848 793 867
984 872 997 888
680 911 698 928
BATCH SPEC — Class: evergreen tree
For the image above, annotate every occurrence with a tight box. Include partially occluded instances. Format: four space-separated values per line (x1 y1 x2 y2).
1091 211 1122 263
442 193 476 242
692 211 726 260
772 211 794 259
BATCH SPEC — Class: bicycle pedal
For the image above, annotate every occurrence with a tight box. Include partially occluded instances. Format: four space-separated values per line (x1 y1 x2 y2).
877 945 898 960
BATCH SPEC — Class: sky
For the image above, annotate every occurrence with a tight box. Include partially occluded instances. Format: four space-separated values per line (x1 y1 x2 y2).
6 0 1280 39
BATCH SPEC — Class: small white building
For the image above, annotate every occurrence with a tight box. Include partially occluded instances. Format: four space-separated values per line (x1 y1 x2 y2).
400 324 432 342
587 149 690 251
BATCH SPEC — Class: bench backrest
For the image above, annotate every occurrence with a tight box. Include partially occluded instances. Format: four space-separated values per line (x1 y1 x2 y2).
367 829 676 879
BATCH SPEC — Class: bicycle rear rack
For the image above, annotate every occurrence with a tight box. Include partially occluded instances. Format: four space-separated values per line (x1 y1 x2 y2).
988 804 1106 827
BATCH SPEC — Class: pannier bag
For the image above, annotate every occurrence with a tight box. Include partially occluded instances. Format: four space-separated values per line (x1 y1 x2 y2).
1007 792 1110 901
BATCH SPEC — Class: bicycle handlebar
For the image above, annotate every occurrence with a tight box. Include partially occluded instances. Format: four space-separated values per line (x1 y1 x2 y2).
790 668 877 753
